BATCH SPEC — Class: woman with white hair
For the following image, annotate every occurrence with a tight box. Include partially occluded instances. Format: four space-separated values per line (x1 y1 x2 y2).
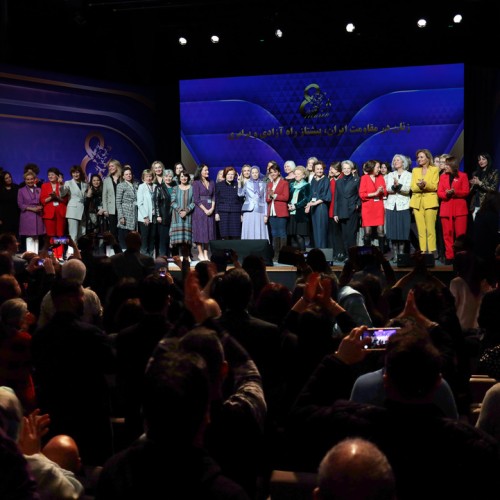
37 259 103 328
385 154 412 261
283 160 296 183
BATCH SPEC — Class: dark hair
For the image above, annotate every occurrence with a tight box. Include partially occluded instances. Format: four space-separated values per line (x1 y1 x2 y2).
362 159 379 174
268 164 281 176
218 267 253 311
23 163 40 175
178 171 191 184
445 155 460 175
139 274 171 313
477 152 493 167
194 163 209 181
0 171 14 188
47 167 62 177
89 174 102 188
254 282 292 327
69 165 85 178
144 341 209 443
385 330 442 400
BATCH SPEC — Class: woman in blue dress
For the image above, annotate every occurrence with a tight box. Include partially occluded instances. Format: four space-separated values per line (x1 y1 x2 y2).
239 166 269 241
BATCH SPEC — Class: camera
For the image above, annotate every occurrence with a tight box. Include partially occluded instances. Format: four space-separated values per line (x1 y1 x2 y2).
37 259 44 267
360 327 400 349
50 236 70 245
357 245 373 256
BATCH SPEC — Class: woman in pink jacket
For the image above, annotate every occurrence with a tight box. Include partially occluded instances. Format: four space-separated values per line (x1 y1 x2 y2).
437 155 470 264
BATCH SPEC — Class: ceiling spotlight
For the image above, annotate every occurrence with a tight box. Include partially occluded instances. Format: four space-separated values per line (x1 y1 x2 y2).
275 29 283 38
417 18 427 28
211 35 220 44
345 23 355 33
453 14 462 24
178 37 187 45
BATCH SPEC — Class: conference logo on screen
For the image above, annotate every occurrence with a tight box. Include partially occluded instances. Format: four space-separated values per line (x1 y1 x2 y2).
299 83 332 119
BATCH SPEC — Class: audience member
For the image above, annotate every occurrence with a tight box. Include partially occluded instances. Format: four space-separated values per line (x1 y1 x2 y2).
109 231 155 282
0 298 36 413
32 279 115 465
96 344 250 499
37 258 103 328
285 326 500 499
115 273 175 445
0 386 84 499
314 437 396 500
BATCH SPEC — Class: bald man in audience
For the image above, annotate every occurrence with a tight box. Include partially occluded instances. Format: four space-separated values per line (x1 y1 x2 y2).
314 437 396 500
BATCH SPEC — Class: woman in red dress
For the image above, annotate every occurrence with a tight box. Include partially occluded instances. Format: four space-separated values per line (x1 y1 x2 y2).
359 159 387 251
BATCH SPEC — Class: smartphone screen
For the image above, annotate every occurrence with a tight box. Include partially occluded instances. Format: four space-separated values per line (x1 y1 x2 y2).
361 327 400 349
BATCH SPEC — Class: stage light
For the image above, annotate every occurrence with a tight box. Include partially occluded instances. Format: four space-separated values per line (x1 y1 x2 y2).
211 35 220 43
178 37 187 45
275 29 283 38
417 18 427 28
345 23 355 33
453 14 462 24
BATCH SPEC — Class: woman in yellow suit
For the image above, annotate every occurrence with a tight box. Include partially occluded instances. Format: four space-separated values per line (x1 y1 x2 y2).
409 148 439 255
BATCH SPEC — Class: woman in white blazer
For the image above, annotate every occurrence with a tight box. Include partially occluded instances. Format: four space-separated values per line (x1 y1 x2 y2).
60 165 88 250
384 154 412 261
137 169 156 257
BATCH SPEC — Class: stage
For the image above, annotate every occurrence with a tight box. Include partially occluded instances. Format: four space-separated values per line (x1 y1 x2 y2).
169 260 455 291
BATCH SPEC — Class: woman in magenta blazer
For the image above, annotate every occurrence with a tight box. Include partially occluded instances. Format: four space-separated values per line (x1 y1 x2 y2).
437 155 470 264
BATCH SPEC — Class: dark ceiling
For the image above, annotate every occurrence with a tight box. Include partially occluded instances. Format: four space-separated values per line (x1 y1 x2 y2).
1 0 498 84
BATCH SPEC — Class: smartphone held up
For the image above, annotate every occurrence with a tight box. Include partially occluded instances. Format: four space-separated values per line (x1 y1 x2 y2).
360 327 400 349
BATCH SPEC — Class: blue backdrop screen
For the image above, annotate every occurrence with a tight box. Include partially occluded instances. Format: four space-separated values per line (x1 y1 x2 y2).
180 63 464 174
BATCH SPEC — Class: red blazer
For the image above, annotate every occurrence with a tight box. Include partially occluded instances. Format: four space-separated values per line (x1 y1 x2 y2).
266 178 290 217
40 182 68 219
359 174 387 227
328 175 343 218
438 171 470 217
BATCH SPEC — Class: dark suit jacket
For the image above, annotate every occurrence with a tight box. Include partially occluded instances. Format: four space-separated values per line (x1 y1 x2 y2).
110 250 155 282
333 174 360 219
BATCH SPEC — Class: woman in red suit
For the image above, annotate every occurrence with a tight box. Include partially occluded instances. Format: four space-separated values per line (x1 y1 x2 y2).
267 163 289 261
359 159 387 251
40 167 68 260
437 155 470 264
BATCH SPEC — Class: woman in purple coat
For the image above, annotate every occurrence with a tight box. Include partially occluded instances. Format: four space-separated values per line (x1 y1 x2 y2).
17 171 45 253
192 164 216 261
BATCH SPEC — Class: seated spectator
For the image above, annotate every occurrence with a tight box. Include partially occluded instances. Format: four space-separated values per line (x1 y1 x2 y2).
350 320 459 419
476 382 500 443
284 326 500 499
96 343 249 499
32 279 115 465
109 231 155 283
115 273 175 446
314 437 396 500
37 258 103 328
178 327 267 498
0 386 84 499
0 298 36 413
213 267 282 417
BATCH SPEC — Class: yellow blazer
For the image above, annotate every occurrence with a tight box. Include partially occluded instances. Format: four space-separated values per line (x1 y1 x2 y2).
409 166 439 210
